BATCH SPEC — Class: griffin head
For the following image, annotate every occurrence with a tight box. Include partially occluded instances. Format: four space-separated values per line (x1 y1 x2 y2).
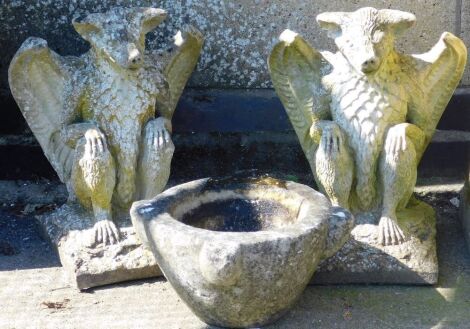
72 7 167 70
317 7 416 74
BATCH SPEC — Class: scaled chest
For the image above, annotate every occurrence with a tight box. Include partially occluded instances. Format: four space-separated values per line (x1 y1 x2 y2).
329 72 408 148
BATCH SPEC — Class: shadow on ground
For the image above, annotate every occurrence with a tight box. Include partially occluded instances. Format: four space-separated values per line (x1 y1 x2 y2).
0 208 60 270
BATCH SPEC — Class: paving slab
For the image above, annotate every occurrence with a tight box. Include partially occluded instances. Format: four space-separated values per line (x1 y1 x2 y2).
1 186 470 328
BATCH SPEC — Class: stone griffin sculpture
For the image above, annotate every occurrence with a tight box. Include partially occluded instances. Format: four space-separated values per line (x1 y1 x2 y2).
269 7 467 246
9 7 203 245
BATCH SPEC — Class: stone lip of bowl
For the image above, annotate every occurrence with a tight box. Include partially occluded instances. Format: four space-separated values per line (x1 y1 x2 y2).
130 177 354 328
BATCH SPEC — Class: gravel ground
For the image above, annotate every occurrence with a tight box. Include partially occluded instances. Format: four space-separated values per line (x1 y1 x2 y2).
1 180 470 329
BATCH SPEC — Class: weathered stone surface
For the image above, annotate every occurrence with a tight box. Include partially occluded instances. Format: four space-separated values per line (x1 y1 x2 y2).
0 0 461 95
460 0 470 86
314 201 438 284
161 0 459 88
37 204 160 290
131 177 354 328
9 7 202 246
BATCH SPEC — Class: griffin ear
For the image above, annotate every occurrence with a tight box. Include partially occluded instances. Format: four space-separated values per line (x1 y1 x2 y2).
72 16 101 42
316 12 344 38
379 9 416 35
140 8 167 35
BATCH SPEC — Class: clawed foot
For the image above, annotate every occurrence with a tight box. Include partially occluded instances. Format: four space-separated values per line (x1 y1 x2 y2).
378 216 405 246
93 219 120 246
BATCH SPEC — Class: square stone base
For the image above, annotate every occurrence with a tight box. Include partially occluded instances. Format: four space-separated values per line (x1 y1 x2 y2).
39 199 438 289
312 200 438 285
37 204 161 290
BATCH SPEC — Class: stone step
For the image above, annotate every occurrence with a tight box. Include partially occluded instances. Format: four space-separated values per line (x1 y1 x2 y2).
3 88 470 134
2 88 469 180
0 129 468 181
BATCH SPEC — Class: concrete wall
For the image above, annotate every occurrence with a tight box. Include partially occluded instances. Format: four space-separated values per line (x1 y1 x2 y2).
461 0 470 86
0 0 468 134
1 0 467 92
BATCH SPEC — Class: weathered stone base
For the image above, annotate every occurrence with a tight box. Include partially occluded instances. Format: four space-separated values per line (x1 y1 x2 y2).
313 199 438 285
37 204 161 290
38 198 438 289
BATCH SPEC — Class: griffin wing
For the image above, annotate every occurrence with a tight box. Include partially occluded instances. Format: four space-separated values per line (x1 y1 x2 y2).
410 32 467 144
158 26 203 120
268 29 332 154
8 37 78 182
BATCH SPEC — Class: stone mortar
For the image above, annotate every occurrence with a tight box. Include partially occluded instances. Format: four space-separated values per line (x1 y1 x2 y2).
130 176 354 328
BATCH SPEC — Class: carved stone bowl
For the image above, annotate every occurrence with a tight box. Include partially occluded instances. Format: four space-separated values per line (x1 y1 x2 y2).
130 177 354 328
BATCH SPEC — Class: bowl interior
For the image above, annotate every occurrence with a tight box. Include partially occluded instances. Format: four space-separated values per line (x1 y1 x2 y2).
179 197 296 232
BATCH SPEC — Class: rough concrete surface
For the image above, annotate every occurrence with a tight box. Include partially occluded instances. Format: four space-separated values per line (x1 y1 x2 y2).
0 0 463 95
1 179 470 328
460 0 470 86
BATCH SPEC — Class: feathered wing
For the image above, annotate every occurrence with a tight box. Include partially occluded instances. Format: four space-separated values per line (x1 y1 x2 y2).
158 26 204 120
268 30 332 154
410 32 467 152
8 37 76 182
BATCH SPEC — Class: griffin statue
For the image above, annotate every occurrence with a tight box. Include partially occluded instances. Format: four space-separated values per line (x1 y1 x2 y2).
9 7 203 245
269 7 467 246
